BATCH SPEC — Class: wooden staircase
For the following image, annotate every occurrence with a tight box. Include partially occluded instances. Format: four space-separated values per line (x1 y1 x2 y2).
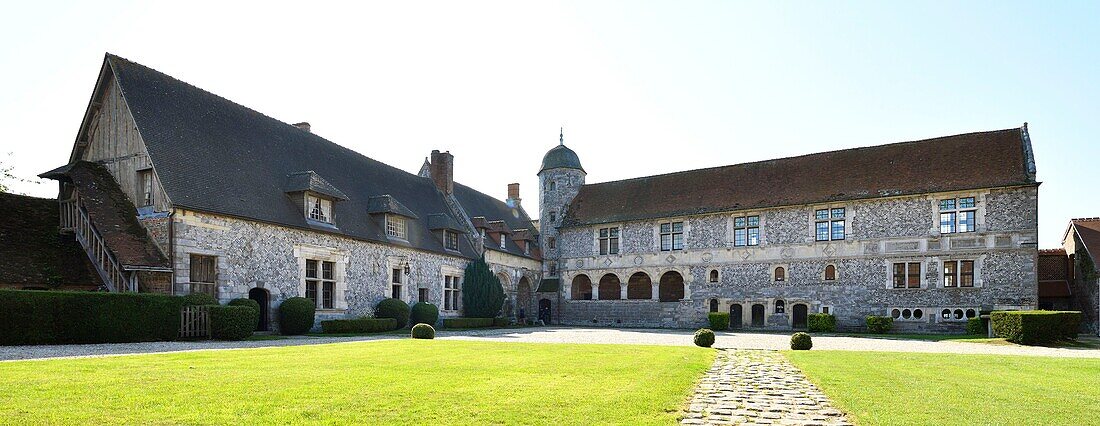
60 194 138 292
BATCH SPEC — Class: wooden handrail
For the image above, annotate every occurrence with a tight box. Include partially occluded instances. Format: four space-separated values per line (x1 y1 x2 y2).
66 192 137 292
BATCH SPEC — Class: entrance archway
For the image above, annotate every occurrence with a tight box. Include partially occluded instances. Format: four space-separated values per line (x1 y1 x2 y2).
248 287 270 331
658 271 684 302
792 303 808 329
751 304 765 327
538 298 552 324
730 304 743 329
516 277 531 323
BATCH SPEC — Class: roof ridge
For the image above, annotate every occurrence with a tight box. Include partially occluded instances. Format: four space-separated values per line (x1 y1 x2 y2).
581 127 1025 189
1072 217 1100 221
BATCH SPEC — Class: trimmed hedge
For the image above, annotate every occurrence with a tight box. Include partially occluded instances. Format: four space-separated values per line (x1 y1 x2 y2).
410 302 439 326
708 312 730 331
866 315 893 334
210 305 256 341
807 313 836 333
228 297 260 311
443 317 494 329
966 317 986 335
375 298 410 329
991 310 1081 345
279 297 315 335
694 328 716 348
0 289 185 345
411 323 436 339
320 317 398 334
493 317 510 327
181 292 218 306
790 332 812 350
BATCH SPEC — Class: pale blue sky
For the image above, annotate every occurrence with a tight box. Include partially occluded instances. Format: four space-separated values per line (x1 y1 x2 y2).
1 1 1096 247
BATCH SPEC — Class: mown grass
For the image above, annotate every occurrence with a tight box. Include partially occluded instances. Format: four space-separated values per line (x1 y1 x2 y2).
0 340 714 425
786 350 1100 425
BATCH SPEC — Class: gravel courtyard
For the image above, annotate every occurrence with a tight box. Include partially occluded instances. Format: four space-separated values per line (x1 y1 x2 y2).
3 326 1099 361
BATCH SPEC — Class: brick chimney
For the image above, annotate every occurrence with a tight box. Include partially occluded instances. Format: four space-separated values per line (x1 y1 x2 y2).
507 183 521 208
293 122 311 133
430 150 454 195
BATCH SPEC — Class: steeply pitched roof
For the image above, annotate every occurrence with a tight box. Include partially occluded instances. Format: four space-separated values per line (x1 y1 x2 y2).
284 171 348 200
1069 218 1100 269
366 195 419 219
563 127 1037 226
452 182 539 259
102 54 477 257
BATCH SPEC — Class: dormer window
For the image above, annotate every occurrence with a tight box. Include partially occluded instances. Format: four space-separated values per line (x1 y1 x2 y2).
386 215 407 239
444 230 459 251
307 195 333 223
500 234 507 249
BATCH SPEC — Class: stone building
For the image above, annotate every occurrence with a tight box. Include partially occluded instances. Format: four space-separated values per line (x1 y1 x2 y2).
538 127 1040 332
1049 218 1100 335
40 54 541 330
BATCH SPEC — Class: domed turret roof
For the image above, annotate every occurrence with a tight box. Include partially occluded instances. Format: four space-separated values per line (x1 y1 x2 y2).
540 144 584 173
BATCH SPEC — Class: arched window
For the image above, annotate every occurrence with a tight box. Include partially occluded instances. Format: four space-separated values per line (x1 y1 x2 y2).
775 299 785 314
627 272 652 299
598 274 621 300
570 275 592 300
709 269 719 283
774 267 786 282
824 265 836 281
658 271 685 302
709 298 719 312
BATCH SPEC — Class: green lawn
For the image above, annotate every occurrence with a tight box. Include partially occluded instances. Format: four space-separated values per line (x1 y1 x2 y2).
786 350 1100 425
0 340 714 425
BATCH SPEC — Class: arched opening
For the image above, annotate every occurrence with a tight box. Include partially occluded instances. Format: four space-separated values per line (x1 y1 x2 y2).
709 269 719 283
497 273 513 317
774 267 786 282
516 277 531 322
792 303 808 329
658 271 684 302
627 272 652 299
730 304 743 329
824 264 836 281
709 298 719 312
598 274 621 300
751 304 765 327
775 299 786 314
571 275 592 300
248 287 270 331
538 298 552 324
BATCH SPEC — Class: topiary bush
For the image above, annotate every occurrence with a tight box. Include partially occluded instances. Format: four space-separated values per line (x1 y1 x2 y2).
181 292 218 306
210 305 256 341
375 298 410 329
790 332 813 350
410 302 439 326
865 315 893 334
462 255 505 318
411 323 436 339
991 310 1082 345
694 328 716 348
707 312 730 331
227 298 261 331
320 318 397 334
966 316 986 335
442 317 494 328
0 289 186 345
278 297 315 335
807 313 837 333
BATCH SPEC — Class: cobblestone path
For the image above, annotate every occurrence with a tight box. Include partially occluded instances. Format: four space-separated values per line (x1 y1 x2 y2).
682 349 851 425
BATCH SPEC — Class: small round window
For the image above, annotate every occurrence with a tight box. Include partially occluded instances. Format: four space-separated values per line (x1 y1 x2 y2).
913 309 924 319
891 309 901 319
902 309 912 319
965 309 977 319
941 309 951 319
953 309 964 320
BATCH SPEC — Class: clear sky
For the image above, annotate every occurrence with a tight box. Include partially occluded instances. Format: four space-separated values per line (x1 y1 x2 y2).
1 1 1096 248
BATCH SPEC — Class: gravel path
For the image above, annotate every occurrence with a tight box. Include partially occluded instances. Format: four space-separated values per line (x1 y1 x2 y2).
3 327 1099 362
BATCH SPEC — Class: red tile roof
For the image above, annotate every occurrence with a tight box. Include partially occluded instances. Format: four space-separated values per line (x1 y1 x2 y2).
1070 218 1100 268
563 127 1036 226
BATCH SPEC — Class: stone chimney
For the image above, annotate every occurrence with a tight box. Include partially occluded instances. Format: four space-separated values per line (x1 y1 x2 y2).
430 150 454 195
507 183 521 208
293 122 311 133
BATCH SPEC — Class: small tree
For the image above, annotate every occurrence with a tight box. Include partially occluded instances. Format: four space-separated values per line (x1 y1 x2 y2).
461 255 505 318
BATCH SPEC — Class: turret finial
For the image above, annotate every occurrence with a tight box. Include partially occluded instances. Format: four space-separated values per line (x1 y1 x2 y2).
559 127 564 146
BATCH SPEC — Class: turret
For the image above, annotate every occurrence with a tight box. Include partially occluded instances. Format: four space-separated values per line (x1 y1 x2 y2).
538 128 585 277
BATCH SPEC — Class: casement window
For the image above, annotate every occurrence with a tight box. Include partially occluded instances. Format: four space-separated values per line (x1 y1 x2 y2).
306 259 336 309
659 222 684 251
821 306 831 315
892 262 922 289
549 211 556 223
733 215 760 246
444 230 459 251
443 275 461 311
773 266 786 282
815 208 846 241
709 269 719 283
499 234 507 249
523 240 530 255
824 264 837 281
137 169 153 207
386 215 407 239
891 308 926 321
939 197 976 234
940 308 978 321
418 288 429 303
306 195 333 223
599 227 620 255
548 237 556 250
391 268 403 300
943 260 975 288
547 261 557 276
775 300 785 314
189 254 217 297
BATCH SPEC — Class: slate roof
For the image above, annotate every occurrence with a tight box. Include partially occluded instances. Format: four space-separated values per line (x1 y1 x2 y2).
452 182 539 259
0 192 100 289
426 213 465 232
101 54 480 258
540 144 584 173
563 127 1037 226
1068 218 1100 269
284 171 348 200
366 195 419 219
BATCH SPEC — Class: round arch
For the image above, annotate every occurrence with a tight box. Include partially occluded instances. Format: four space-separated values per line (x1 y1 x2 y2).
598 273 621 300
658 271 684 302
627 272 652 299
570 274 593 300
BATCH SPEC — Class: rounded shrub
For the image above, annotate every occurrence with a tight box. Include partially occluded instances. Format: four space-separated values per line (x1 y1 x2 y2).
181 292 218 306
278 297 315 335
865 315 894 334
411 323 436 339
210 305 256 341
694 328 716 348
790 332 813 350
375 298 410 329
410 302 439 326
228 297 260 311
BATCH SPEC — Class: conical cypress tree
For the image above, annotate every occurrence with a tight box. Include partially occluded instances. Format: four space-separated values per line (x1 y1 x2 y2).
461 255 505 318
